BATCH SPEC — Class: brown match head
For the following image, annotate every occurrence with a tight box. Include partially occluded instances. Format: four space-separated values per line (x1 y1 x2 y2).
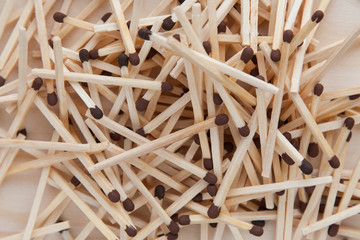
178 215 190 225
110 131 121 141
311 10 324 23
90 106 104 119
275 190 285 196
213 93 223 105
107 189 120 202
173 34 180 42
167 221 179 234
224 141 234 153
256 75 265 81
207 203 221 218
47 92 58 106
53 12 67 23
217 21 227 33
16 128 27 137
251 220 265 227
349 94 360 100
127 20 131 28
305 186 315 195
291 139 300 150
101 12 112 22
154 185 166 200
253 138 261 148
162 16 175 31
161 82 173 92
136 98 149 111
240 47 254 63
166 233 178 240
299 201 307 212
209 223 218 228
249 225 264 236
203 172 217 184
125 225 137 237
283 132 292 142
89 49 99 59
129 52 140 66
313 83 324 96
192 193 203 202
250 67 259 76
79 49 90 63
329 155 340 169
146 48 158 59
31 77 43 90
282 153 295 165
48 39 54 49
270 49 281 62
0 76 5 87
70 176 81 186
136 127 146 137
193 134 200 144
328 224 339 237
347 131 352 142
344 117 355 130
171 213 179 223
122 197 135 212
207 184 218 196
299 159 313 175
238 125 250 137
204 158 213 170
215 114 229 126
283 30 294 43
307 142 319 157
138 28 152 40
203 41 211 55
117 53 129 68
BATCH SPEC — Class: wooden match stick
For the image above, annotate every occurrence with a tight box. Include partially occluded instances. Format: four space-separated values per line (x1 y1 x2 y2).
17 26 28 107
270 0 286 62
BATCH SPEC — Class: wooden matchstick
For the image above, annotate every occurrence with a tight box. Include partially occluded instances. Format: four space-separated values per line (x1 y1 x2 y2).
18 26 28 107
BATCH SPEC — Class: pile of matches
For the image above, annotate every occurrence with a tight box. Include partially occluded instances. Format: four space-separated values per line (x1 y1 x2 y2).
1 0 360 239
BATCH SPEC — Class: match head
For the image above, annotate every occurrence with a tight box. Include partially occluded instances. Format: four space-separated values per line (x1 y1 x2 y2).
299 201 307 212
328 224 339 237
238 125 250 137
209 223 218 228
217 21 227 33
249 225 264 236
275 190 285 196
167 221 179 234
240 47 254 63
16 128 27 137
215 114 229 126
203 41 211 55
349 94 360 100
329 155 340 169
173 34 180 42
207 203 221 218
291 139 300 150
31 77 43 90
299 159 313 175
282 153 295 165
136 98 149 111
109 131 121 141
313 83 324 96
161 82 173 92
305 186 315 195
251 220 265 227
47 92 58 106
224 141 234 153
307 142 319 157
53 12 67 22
0 76 5 86
203 172 217 184
154 185 166 200
311 10 324 23
193 134 200 144
270 49 281 62
79 49 90 63
207 184 218 196
344 117 355 130
48 39 54 49
125 225 137 237
107 189 120 202
171 213 179 223
347 131 352 142
89 49 99 59
166 233 178 240
192 193 203 202
162 16 176 31
213 93 223 105
70 176 81 186
101 12 112 22
283 132 292 142
136 127 146 137
256 75 265 81
146 48 158 59
123 197 135 212
117 53 129 68
283 30 294 43
138 28 152 40
90 106 104 119
250 67 259 76
178 215 190 225
204 158 213 170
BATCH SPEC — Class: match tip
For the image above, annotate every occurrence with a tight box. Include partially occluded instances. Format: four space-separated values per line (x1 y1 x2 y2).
207 184 218 196
250 67 259 76
32 77 43 91
329 155 340 169
349 94 360 100
209 223 218 228
117 53 129 68
193 134 200 144
136 98 149 111
238 125 250 137
299 201 307 212
215 114 229 126
213 93 223 105
138 28 152 40
79 49 90 63
107 190 120 202
162 16 175 30
48 39 54 49
47 92 58 106
313 83 324 96
307 142 319 157
154 185 166 200
344 117 355 130
283 132 292 142
129 52 140 66
203 41 211 55
146 48 158 59
291 139 300 150
217 21 227 33
0 76 5 87
305 186 315 195
311 10 324 23
192 193 203 202
299 159 313 175
203 172 217 184
240 47 254 63
125 225 137 237
283 30 294 43
161 82 173 92
346 131 352 142
17 128 27 137
70 176 81 186
101 12 112 22
224 141 234 153
171 213 179 223
249 225 264 236
328 224 339 237
270 49 281 62
276 190 285 196
123 197 135 212
256 75 265 81
168 221 179 234
204 158 213 170
53 12 67 23
90 106 104 119
207 203 221 218
282 153 295 165
110 131 121 141
251 220 265 227
173 34 180 42
89 49 99 59
166 232 178 240
178 215 190 225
